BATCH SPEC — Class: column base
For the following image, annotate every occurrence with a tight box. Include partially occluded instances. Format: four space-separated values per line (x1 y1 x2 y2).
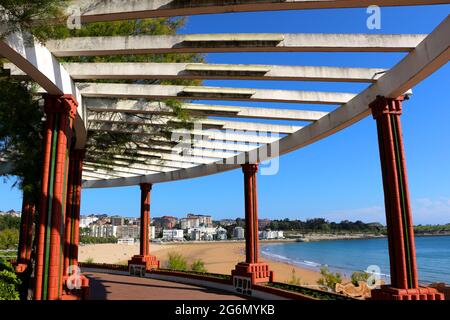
371 285 444 300
232 262 274 284
62 274 90 300
128 255 160 272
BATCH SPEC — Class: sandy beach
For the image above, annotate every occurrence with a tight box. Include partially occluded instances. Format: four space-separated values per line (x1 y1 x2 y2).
79 241 323 285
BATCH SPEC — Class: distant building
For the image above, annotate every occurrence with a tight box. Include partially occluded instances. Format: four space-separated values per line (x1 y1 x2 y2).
181 217 200 229
149 225 156 240
259 230 284 240
187 226 217 241
90 224 117 238
218 219 235 227
116 225 140 239
162 229 184 241
153 216 178 230
80 215 98 228
187 214 212 227
216 227 228 240
0 210 21 217
110 216 124 226
233 227 245 240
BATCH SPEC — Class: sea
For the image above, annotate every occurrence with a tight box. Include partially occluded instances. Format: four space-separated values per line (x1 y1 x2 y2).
261 235 450 285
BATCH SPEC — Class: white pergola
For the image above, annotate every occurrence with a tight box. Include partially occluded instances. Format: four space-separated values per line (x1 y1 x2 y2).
1 1 449 188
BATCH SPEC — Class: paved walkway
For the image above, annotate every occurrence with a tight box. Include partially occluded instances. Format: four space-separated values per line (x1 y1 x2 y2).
85 271 247 300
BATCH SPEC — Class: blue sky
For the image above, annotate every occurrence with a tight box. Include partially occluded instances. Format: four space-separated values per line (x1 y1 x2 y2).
1 6 449 224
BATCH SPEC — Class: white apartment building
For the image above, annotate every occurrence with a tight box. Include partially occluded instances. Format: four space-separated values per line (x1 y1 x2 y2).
180 217 200 229
89 224 117 238
80 216 98 228
233 227 245 240
149 225 156 240
216 227 228 240
162 229 184 241
259 230 284 240
187 214 212 227
116 225 140 239
187 226 217 241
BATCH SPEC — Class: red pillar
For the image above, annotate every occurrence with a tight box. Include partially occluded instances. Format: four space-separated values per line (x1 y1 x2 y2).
128 183 159 271
232 164 273 288
64 149 85 274
16 191 35 272
369 96 443 300
34 94 76 300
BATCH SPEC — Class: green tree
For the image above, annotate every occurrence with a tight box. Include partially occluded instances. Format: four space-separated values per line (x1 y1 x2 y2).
0 0 68 41
0 228 19 250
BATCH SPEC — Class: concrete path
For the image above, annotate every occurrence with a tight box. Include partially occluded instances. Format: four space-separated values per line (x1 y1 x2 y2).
85 271 247 300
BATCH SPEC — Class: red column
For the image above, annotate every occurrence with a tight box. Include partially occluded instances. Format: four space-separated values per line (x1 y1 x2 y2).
243 164 259 264
128 183 159 271
64 149 85 275
34 94 77 300
232 163 273 286
139 183 151 256
370 96 443 300
16 190 35 272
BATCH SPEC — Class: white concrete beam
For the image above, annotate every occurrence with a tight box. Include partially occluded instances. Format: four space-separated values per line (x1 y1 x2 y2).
0 28 87 148
79 83 355 104
4 62 386 83
45 33 426 57
88 122 281 144
85 98 328 121
87 112 303 134
72 1 450 23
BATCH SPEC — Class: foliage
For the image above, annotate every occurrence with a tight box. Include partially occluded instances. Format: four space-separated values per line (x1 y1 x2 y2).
287 268 302 286
0 69 43 200
79 236 117 244
0 215 20 231
0 228 19 250
268 218 385 234
317 266 342 291
0 257 21 300
190 259 207 273
414 223 450 235
350 271 370 286
84 257 94 264
166 252 188 271
267 282 353 301
0 0 68 42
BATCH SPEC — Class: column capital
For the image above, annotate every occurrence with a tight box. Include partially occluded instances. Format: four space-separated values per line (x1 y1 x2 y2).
369 95 405 120
242 163 258 175
140 183 152 192
43 94 78 119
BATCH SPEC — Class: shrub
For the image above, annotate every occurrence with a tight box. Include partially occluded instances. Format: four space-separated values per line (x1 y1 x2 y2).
85 257 94 264
0 258 21 300
317 266 342 291
0 229 19 250
166 252 187 271
191 259 207 273
287 268 302 286
351 271 370 286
